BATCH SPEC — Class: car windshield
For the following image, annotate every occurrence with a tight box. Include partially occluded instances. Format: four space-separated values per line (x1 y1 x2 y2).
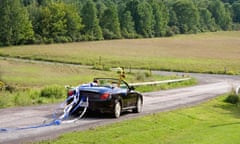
94 78 128 89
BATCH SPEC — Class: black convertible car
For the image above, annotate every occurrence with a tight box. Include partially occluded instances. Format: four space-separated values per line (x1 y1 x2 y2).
66 78 143 118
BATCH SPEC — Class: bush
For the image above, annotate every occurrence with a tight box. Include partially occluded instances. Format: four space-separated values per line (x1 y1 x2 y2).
166 26 180 37
0 85 67 108
28 89 40 104
135 71 153 81
103 29 116 39
144 70 152 77
0 92 12 108
232 23 240 30
135 72 146 81
40 85 66 99
13 92 32 106
225 93 240 104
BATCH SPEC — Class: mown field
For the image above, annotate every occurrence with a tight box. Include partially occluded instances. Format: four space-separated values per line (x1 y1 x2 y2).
0 31 240 75
0 59 189 88
0 59 115 87
39 95 240 144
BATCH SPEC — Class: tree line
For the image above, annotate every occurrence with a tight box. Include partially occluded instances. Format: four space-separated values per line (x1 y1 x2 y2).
0 0 240 46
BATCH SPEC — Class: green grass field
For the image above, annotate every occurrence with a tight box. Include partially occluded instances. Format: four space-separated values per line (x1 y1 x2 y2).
0 58 195 108
1 31 240 74
38 95 240 144
0 59 191 88
0 59 116 87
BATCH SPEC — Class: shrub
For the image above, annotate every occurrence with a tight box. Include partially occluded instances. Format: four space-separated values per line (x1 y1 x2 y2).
40 85 66 99
144 70 152 77
13 92 32 106
135 72 146 81
225 92 240 104
135 71 153 81
28 89 40 104
0 85 67 108
0 92 11 108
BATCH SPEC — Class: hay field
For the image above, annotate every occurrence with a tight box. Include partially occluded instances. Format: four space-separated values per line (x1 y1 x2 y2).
0 31 239 74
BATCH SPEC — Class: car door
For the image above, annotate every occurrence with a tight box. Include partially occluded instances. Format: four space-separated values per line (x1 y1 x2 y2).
127 87 138 107
120 81 136 108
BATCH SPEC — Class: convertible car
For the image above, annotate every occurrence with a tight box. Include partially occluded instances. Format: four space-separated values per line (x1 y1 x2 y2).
66 78 143 118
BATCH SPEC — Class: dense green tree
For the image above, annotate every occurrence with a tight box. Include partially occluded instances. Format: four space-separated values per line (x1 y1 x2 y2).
232 1 240 22
81 0 103 40
37 3 67 43
0 0 34 46
172 0 200 34
62 0 83 12
64 4 84 41
221 0 236 4
208 0 232 30
95 1 107 20
168 6 178 27
34 2 83 43
125 0 141 34
120 11 136 38
22 0 34 6
37 0 53 5
0 0 12 46
135 0 154 37
27 1 42 43
1 0 240 46
199 8 217 32
150 0 169 37
100 4 121 39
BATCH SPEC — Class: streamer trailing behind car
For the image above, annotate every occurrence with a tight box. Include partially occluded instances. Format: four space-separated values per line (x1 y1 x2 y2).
66 78 143 118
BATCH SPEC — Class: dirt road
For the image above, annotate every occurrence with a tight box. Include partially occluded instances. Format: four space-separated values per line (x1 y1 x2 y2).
0 73 239 144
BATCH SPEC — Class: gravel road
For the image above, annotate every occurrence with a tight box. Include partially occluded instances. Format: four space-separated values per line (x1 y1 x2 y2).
0 72 239 144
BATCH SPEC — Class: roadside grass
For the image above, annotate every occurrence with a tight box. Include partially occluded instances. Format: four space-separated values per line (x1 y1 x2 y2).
0 59 195 108
135 78 197 93
38 95 240 144
0 86 66 108
0 31 240 75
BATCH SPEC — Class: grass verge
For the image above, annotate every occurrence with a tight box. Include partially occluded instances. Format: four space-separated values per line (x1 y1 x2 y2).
135 77 196 93
38 94 240 144
0 85 66 108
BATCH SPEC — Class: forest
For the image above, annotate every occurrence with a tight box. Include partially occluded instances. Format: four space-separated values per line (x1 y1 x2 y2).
0 0 240 46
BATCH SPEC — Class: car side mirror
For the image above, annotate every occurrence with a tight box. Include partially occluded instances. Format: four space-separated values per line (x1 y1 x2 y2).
129 86 135 91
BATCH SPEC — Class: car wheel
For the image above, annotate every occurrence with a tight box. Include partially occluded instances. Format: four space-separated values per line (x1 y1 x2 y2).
113 101 121 118
133 97 143 113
